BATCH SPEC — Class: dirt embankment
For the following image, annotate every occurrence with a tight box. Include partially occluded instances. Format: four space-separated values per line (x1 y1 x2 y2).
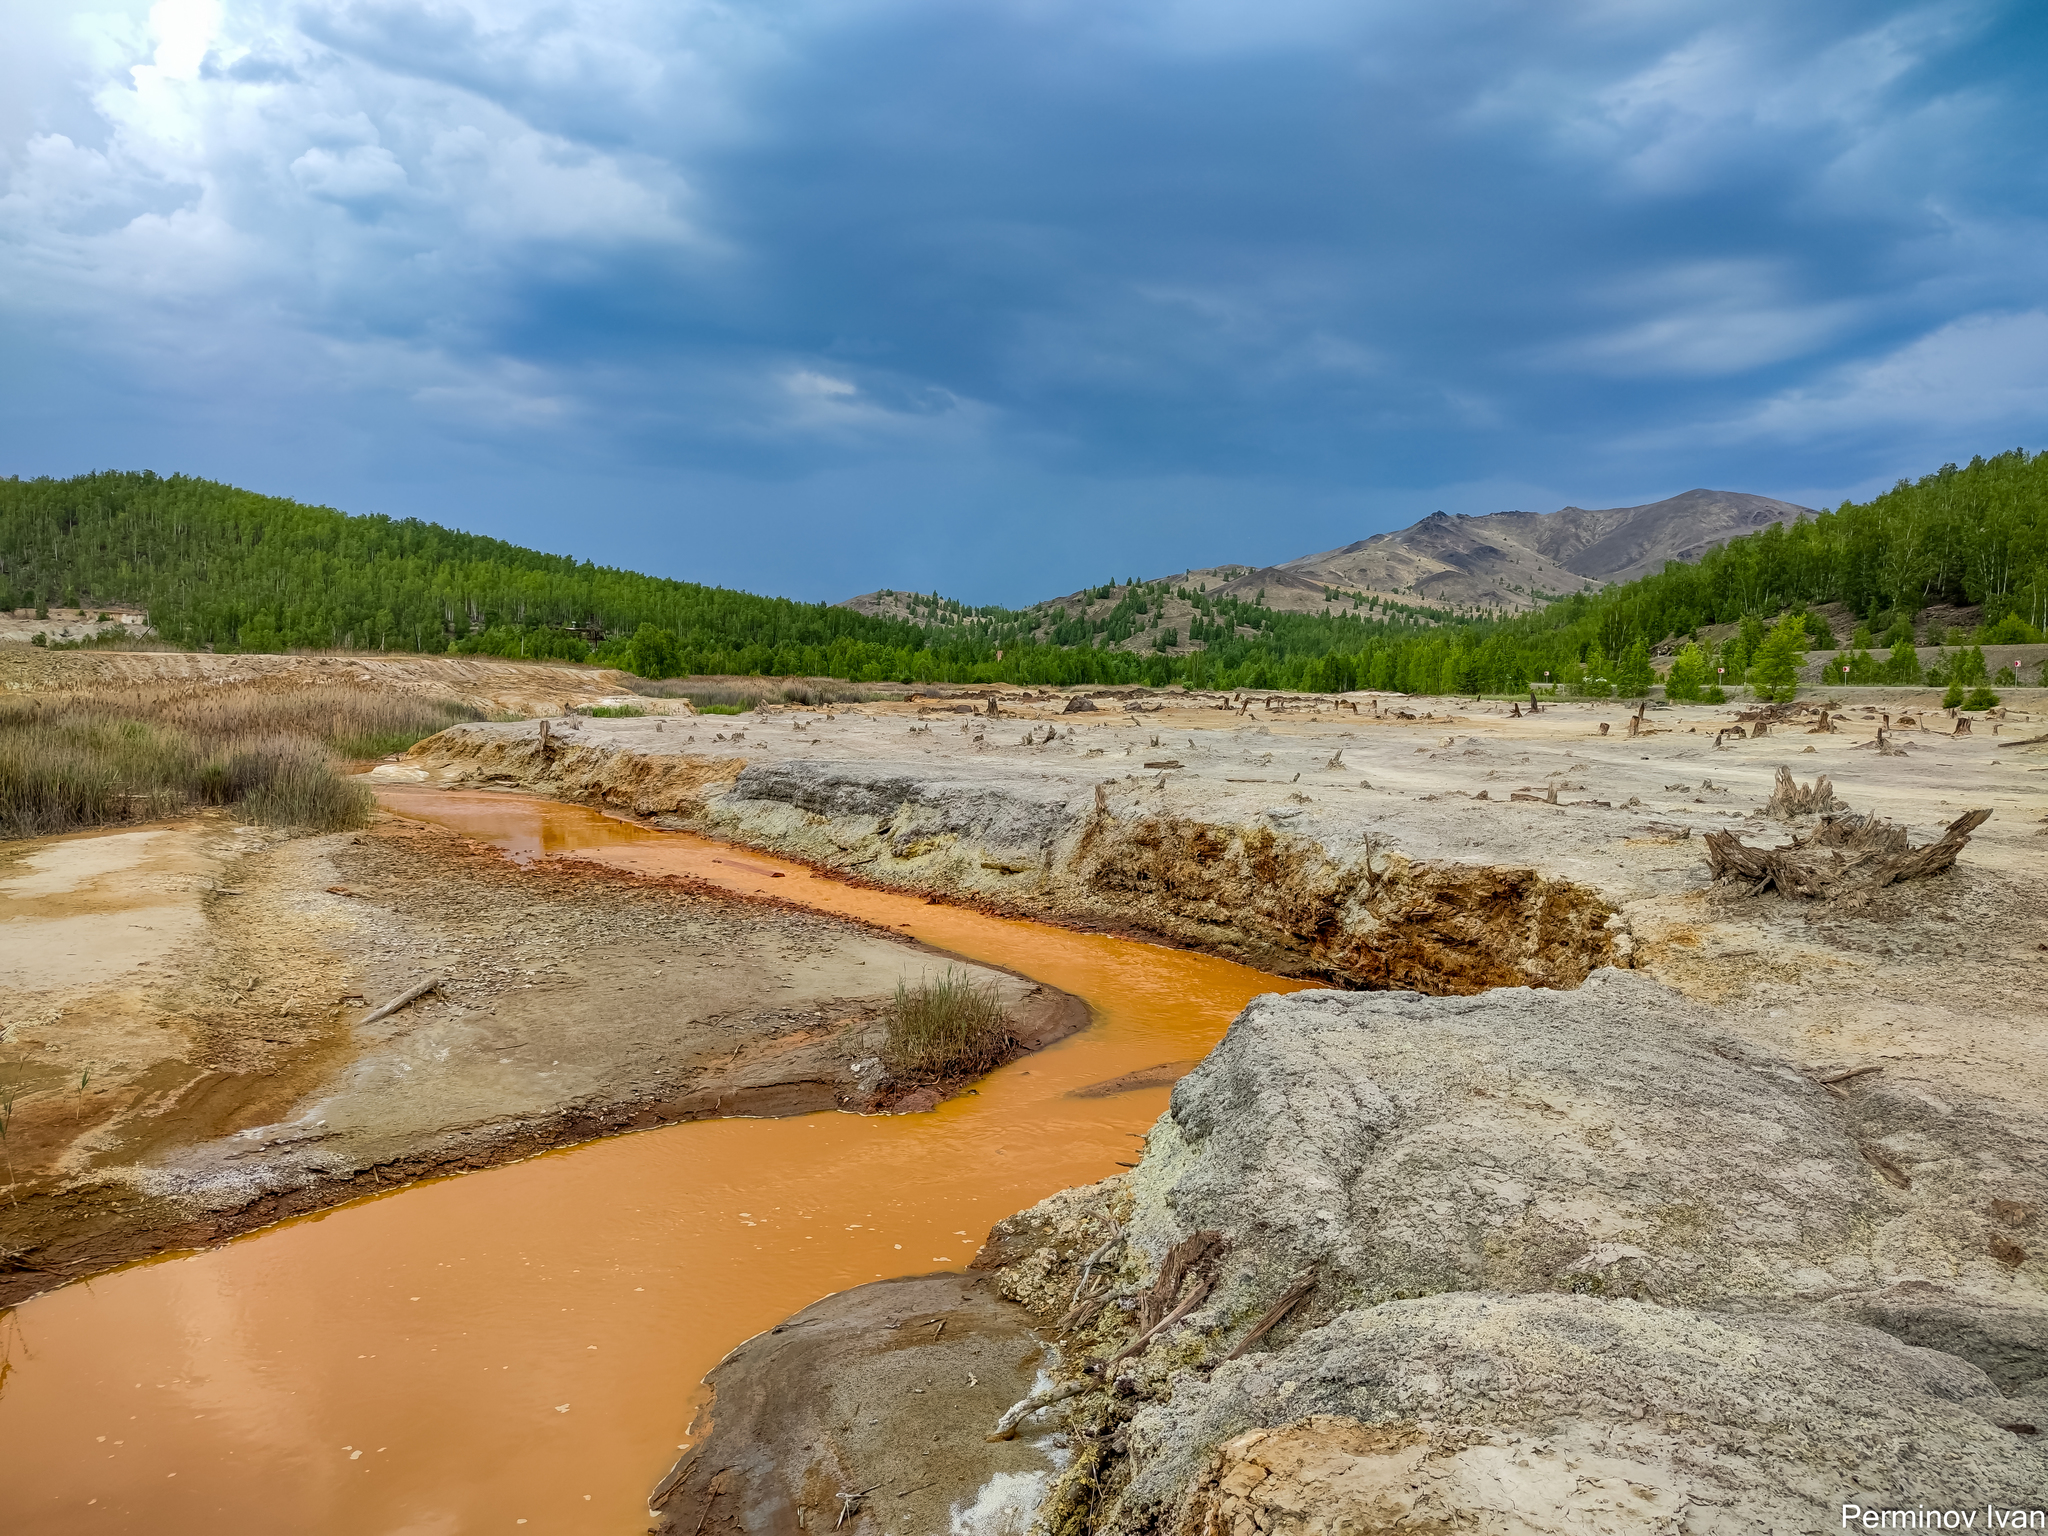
0 813 1083 1306
0 642 672 718
388 704 1639 993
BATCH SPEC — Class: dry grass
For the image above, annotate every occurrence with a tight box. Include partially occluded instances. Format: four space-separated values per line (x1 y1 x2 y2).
0 686 481 839
884 968 1015 1082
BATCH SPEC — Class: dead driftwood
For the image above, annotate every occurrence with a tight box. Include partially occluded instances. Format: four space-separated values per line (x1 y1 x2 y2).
1764 765 1842 819
359 977 441 1026
1703 809 1991 901
986 1381 1089 1442
1224 1272 1317 1361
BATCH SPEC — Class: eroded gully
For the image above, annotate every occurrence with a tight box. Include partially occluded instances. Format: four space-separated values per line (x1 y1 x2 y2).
0 790 1315 1535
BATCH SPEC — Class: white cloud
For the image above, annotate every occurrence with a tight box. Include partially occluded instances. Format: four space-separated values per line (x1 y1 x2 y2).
1538 260 1862 377
291 143 409 204
1640 309 2048 446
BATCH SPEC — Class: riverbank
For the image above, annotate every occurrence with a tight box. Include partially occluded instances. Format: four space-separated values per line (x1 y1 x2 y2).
0 805 1083 1306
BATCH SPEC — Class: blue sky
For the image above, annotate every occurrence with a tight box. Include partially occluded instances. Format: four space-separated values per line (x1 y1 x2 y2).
2 0 2044 604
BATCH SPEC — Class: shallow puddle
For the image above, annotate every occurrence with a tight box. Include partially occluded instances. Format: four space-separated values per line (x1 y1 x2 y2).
0 791 1312 1535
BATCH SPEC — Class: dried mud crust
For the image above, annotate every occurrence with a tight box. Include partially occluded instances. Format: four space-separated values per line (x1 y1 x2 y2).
0 815 1085 1306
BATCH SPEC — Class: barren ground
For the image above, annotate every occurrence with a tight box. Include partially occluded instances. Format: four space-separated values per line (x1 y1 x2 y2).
10 647 2048 1527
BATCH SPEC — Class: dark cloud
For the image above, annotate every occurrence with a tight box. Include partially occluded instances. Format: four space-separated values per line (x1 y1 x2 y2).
1 0 2043 601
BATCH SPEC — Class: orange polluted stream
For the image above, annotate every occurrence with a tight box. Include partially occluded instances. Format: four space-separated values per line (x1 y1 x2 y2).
0 791 1313 1535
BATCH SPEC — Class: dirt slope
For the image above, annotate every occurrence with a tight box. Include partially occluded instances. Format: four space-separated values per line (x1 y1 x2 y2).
0 642 668 717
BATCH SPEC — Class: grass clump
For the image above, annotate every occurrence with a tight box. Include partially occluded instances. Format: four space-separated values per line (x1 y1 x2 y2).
0 686 481 839
581 704 647 717
884 968 1015 1082
696 702 750 715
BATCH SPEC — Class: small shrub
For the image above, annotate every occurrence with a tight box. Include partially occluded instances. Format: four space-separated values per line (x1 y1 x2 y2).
884 969 1014 1082
1943 679 1966 709
1962 686 2000 711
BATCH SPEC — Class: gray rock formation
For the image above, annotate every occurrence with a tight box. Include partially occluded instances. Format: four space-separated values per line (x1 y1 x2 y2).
649 1273 1055 1535
953 974 2048 1530
1121 973 2048 1386
1123 1293 2047 1533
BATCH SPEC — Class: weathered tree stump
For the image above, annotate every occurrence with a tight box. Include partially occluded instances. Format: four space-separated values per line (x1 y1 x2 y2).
1764 765 1840 819
1703 809 1991 901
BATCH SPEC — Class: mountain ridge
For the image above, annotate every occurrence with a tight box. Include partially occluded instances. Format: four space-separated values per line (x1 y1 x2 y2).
839 488 1816 638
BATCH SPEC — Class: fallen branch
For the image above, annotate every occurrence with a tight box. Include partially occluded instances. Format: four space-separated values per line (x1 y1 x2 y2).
358 977 441 1026
1224 1272 1317 1361
835 1483 884 1528
986 1380 1089 1441
1071 1227 1126 1305
1102 1280 1210 1370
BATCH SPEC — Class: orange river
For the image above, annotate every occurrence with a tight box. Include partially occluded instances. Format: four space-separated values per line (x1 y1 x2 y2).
0 790 1313 1535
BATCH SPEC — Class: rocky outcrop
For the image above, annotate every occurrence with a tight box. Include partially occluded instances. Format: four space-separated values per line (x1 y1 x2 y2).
782 974 2048 1531
650 1273 1055 1536
1139 1296 2045 1535
1124 973 2047 1364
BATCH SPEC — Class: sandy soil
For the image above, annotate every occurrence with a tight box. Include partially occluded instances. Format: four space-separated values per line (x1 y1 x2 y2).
0 812 1082 1305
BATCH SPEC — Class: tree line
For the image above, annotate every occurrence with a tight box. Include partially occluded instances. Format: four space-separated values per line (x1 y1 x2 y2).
4 449 2042 696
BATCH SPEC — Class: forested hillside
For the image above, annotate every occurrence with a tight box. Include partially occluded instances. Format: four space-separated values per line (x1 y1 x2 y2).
4 450 2043 696
0 471 932 664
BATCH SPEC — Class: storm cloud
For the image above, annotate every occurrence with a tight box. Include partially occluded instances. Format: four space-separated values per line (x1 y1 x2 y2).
2 0 2042 600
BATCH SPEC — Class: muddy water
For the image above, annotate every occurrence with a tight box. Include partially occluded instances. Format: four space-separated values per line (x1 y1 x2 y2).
0 792 1313 1535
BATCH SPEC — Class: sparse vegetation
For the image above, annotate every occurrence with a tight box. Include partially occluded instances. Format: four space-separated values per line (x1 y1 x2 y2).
884 969 1014 1082
581 704 647 717
0 687 481 839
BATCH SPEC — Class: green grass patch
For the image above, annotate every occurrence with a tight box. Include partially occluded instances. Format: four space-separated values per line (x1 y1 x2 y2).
582 704 647 717
884 968 1015 1082
696 702 751 715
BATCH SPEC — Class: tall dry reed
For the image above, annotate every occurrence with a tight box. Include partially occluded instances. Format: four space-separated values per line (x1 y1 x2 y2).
0 686 480 839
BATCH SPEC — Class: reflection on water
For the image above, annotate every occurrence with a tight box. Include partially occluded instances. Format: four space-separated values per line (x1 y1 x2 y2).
0 790 1309 1535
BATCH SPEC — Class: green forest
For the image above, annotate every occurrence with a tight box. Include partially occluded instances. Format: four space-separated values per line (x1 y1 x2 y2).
4 448 2044 697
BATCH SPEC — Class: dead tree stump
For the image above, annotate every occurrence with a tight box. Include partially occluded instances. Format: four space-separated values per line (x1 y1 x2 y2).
1764 765 1841 819
1703 809 1991 901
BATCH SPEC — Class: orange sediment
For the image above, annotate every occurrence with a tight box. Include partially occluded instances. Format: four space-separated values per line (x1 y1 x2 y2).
0 791 1313 1535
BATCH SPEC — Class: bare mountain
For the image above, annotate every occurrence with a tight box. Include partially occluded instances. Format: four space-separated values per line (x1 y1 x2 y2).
1212 489 1816 614
834 489 1814 642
